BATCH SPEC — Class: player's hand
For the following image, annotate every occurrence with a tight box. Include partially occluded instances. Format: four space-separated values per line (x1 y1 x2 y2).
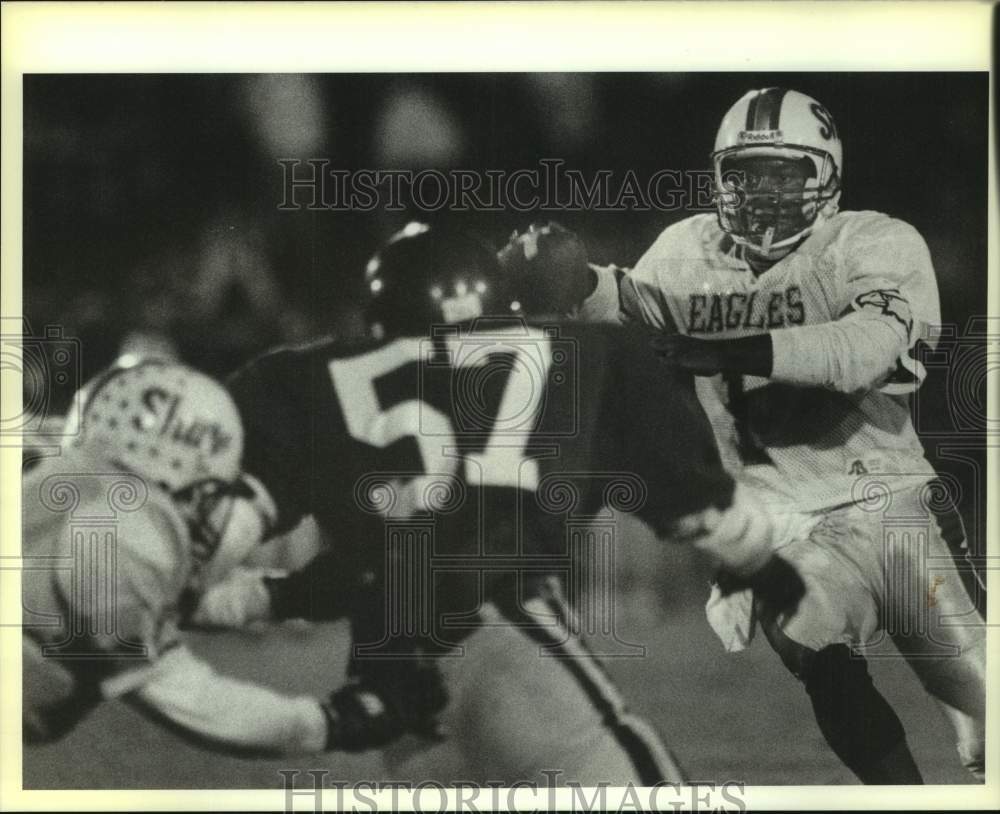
652 333 775 377
322 682 406 752
189 567 274 629
651 334 726 375
368 657 449 741
497 221 594 315
323 661 448 751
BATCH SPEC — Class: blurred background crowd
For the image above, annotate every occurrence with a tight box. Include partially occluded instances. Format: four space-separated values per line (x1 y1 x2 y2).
22 71 989 554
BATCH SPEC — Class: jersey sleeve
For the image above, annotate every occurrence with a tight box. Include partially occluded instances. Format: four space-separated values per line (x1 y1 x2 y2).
575 262 681 335
226 350 313 535
619 222 690 334
574 264 625 323
840 216 940 393
771 215 939 395
129 644 328 755
620 263 677 332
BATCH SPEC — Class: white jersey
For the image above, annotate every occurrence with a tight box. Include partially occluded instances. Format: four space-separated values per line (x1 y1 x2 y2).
22 446 327 753
22 446 191 690
581 210 940 512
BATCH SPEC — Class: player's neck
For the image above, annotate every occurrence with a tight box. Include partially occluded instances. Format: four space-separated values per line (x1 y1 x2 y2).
746 252 779 277
744 241 800 276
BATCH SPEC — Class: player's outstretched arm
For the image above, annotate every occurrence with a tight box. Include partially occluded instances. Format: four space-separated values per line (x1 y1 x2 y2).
124 644 330 755
653 220 932 394
497 220 681 331
125 644 442 755
653 312 907 395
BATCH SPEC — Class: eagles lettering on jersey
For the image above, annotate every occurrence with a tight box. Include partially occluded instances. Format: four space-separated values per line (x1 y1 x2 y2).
227 321 733 648
688 286 806 333
588 209 940 512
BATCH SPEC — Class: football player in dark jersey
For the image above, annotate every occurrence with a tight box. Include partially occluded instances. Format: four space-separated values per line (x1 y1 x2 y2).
193 222 800 783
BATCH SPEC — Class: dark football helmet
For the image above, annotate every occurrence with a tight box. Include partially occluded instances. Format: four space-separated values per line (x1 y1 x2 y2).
363 222 524 337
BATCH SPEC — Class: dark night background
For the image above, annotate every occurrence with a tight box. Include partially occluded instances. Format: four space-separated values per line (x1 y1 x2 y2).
22 72 990 559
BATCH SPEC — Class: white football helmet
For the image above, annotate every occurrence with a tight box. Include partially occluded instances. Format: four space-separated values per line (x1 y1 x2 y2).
68 357 243 493
66 357 279 588
713 88 842 258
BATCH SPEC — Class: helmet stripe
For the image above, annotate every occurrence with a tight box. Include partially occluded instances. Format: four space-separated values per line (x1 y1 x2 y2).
744 90 761 130
754 87 788 130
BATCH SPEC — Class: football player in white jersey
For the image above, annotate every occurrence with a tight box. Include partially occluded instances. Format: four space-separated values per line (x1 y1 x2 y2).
504 89 986 783
21 358 441 755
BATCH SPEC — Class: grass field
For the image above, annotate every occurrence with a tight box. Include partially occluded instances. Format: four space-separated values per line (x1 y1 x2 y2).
23 522 974 789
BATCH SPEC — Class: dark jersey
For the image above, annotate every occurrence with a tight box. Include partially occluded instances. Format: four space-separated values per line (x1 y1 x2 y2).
227 319 732 655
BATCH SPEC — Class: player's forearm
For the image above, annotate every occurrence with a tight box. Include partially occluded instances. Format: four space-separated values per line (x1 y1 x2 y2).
770 311 907 394
574 262 665 329
131 645 328 756
658 312 906 391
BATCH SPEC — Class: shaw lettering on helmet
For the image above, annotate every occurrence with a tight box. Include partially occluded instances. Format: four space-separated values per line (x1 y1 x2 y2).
72 359 243 495
809 102 838 140
135 386 234 455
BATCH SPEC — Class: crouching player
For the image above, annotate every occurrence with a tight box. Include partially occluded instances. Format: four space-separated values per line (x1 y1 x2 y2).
21 358 442 755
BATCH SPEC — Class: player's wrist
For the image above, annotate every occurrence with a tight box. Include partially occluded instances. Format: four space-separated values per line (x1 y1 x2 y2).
718 333 774 377
653 333 774 376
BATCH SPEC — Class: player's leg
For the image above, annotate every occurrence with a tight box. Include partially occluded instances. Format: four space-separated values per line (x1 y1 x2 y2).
880 485 986 781
507 581 684 785
384 581 681 785
758 621 922 784
755 506 922 784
